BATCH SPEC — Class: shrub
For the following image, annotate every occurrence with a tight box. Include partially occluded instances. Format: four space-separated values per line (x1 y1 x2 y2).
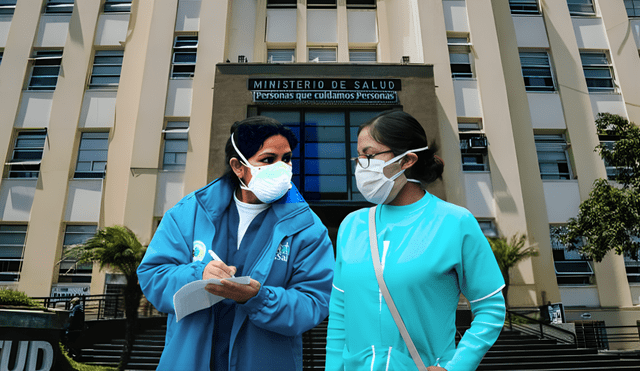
0 288 43 308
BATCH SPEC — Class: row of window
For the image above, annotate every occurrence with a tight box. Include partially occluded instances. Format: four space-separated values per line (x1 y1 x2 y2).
6 122 188 179
267 0 375 9
447 40 617 93
509 0 640 18
0 224 95 283
0 0 131 15
266 48 377 64
2 220 635 285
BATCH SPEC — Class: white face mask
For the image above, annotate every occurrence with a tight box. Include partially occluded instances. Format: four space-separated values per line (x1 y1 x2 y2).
231 133 293 204
355 145 429 204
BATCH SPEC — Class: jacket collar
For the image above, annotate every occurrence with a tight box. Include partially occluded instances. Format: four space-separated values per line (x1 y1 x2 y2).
194 174 311 227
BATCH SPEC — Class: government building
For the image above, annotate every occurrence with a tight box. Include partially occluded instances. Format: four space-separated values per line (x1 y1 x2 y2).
1 0 639 348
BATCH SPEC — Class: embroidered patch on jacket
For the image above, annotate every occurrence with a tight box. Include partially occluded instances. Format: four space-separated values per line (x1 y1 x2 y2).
275 241 290 262
193 240 206 262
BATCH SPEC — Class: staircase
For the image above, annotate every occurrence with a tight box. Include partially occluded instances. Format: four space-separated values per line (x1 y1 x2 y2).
478 329 640 371
80 325 165 370
77 319 640 371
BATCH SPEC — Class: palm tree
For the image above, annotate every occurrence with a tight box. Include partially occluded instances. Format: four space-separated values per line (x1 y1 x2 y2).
488 234 538 308
64 225 146 371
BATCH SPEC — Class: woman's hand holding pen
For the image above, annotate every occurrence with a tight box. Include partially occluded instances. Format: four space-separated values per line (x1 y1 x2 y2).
203 260 261 304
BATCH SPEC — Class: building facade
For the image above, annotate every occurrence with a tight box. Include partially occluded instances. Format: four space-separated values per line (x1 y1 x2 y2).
0 0 639 348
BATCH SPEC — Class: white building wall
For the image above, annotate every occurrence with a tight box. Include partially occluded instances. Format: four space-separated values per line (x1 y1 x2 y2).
442 0 468 32
176 0 201 32
78 91 117 128
0 180 37 222
64 180 103 222
0 16 11 47
94 14 130 46
542 181 581 224
35 15 70 47
513 16 549 48
528 93 566 130
15 92 54 128
464 172 495 218
572 18 609 50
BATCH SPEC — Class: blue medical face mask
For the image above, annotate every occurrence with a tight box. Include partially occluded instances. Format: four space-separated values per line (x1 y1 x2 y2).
231 133 293 203
354 145 429 204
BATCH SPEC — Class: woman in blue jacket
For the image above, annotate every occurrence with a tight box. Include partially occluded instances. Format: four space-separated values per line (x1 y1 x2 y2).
138 116 334 371
326 110 506 371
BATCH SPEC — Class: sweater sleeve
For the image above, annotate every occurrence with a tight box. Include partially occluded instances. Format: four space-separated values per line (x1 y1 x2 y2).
137 210 206 314
442 291 505 371
238 216 335 337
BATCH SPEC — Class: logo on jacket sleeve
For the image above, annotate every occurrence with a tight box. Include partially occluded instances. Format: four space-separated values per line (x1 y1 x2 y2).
275 241 290 262
193 240 206 262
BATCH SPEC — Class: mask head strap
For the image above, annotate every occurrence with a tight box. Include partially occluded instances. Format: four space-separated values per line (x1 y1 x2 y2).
231 132 253 169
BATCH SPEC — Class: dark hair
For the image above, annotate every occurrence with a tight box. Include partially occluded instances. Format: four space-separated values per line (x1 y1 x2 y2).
224 116 299 185
358 109 443 184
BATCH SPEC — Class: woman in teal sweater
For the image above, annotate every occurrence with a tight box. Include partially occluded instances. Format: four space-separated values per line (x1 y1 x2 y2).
326 110 506 371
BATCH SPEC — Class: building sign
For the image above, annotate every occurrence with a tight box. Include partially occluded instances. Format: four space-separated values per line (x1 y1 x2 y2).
248 78 401 105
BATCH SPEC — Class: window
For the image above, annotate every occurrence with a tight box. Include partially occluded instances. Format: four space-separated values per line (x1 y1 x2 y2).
599 138 622 180
448 37 473 79
0 225 27 282
171 35 198 79
520 51 554 91
74 132 109 179
535 134 571 180
89 50 123 89
347 0 376 8
267 0 296 8
509 0 539 14
307 0 336 8
59 225 96 283
0 0 16 15
260 109 386 202
163 121 189 171
459 134 488 171
309 48 337 62
626 0 640 17
104 0 132 13
580 52 615 93
625 250 640 283
7 130 47 178
478 220 498 238
268 49 295 63
0 51 3 65
567 0 595 16
45 0 74 14
349 49 376 63
551 226 594 285
28 50 63 90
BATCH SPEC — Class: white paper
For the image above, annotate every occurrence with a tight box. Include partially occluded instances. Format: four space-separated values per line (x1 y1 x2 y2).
173 276 251 322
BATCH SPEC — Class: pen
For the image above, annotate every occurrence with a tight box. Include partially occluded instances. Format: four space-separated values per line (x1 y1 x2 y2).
208 250 235 278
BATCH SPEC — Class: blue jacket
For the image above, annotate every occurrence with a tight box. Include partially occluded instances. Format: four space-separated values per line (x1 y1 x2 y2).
138 175 334 371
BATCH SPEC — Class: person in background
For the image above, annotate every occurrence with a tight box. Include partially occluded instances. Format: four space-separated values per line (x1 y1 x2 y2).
64 297 85 359
138 116 334 371
326 110 506 371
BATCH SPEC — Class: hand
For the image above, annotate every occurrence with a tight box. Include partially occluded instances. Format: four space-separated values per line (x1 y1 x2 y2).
205 278 261 304
202 260 237 280
427 367 447 371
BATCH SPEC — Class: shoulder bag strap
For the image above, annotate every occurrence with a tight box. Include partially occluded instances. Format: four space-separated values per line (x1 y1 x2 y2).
369 206 428 371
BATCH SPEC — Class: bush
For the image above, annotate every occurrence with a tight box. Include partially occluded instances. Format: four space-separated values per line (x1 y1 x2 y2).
0 288 43 308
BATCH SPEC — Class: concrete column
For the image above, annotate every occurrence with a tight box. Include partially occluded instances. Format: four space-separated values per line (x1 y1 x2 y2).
541 0 633 309
379 0 423 64
296 0 307 62
184 0 231 194
18 0 102 296
337 0 349 62
0 0 45 192
417 0 466 207
253 0 267 63
598 1 640 123
485 0 561 306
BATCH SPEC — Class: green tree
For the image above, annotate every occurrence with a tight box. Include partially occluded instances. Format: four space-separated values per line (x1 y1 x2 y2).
557 113 640 262
64 226 146 371
488 234 538 308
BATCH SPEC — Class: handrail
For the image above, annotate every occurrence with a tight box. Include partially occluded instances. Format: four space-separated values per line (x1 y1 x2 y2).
506 310 578 346
31 294 165 320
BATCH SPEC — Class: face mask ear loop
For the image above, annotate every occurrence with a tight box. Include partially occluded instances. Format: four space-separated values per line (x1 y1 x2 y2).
231 133 253 169
231 133 252 190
